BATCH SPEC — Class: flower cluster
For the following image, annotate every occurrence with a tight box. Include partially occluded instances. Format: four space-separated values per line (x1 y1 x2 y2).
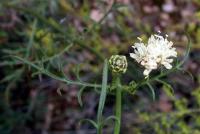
130 34 177 77
109 55 128 74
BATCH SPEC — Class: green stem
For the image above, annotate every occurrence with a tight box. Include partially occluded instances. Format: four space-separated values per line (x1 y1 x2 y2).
114 75 122 134
97 125 102 134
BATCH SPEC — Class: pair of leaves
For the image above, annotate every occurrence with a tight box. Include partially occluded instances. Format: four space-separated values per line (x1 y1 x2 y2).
78 60 108 130
78 60 119 132
79 116 120 130
79 60 108 129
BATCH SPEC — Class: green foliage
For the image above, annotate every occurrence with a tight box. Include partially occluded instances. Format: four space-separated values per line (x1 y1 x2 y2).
157 79 174 99
77 86 86 107
95 60 109 133
79 119 98 129
147 83 156 101
0 0 199 134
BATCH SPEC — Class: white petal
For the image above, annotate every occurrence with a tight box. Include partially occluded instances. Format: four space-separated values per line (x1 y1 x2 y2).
143 69 151 76
163 62 172 69
130 53 137 59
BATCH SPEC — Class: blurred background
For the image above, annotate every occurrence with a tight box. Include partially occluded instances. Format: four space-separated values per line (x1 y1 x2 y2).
0 0 200 134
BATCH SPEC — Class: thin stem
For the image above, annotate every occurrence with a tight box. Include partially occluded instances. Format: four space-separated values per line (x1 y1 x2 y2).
137 66 178 88
97 125 102 134
114 75 122 134
14 56 102 88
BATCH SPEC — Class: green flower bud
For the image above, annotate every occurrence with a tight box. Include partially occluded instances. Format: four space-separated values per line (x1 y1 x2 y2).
128 81 137 94
109 55 128 74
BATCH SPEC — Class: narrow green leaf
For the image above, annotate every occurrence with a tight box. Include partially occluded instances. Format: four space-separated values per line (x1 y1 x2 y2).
177 68 194 82
74 64 82 82
25 19 37 59
31 70 42 77
176 33 191 68
94 82 101 94
77 86 86 107
184 70 194 82
61 67 69 80
97 60 108 124
147 83 156 101
0 69 22 83
79 119 98 128
156 79 174 98
103 115 120 126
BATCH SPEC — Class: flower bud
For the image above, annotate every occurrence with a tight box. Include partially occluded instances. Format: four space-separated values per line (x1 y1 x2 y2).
109 55 127 74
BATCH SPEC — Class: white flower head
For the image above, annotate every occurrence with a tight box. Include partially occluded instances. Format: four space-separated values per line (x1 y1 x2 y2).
130 33 177 78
